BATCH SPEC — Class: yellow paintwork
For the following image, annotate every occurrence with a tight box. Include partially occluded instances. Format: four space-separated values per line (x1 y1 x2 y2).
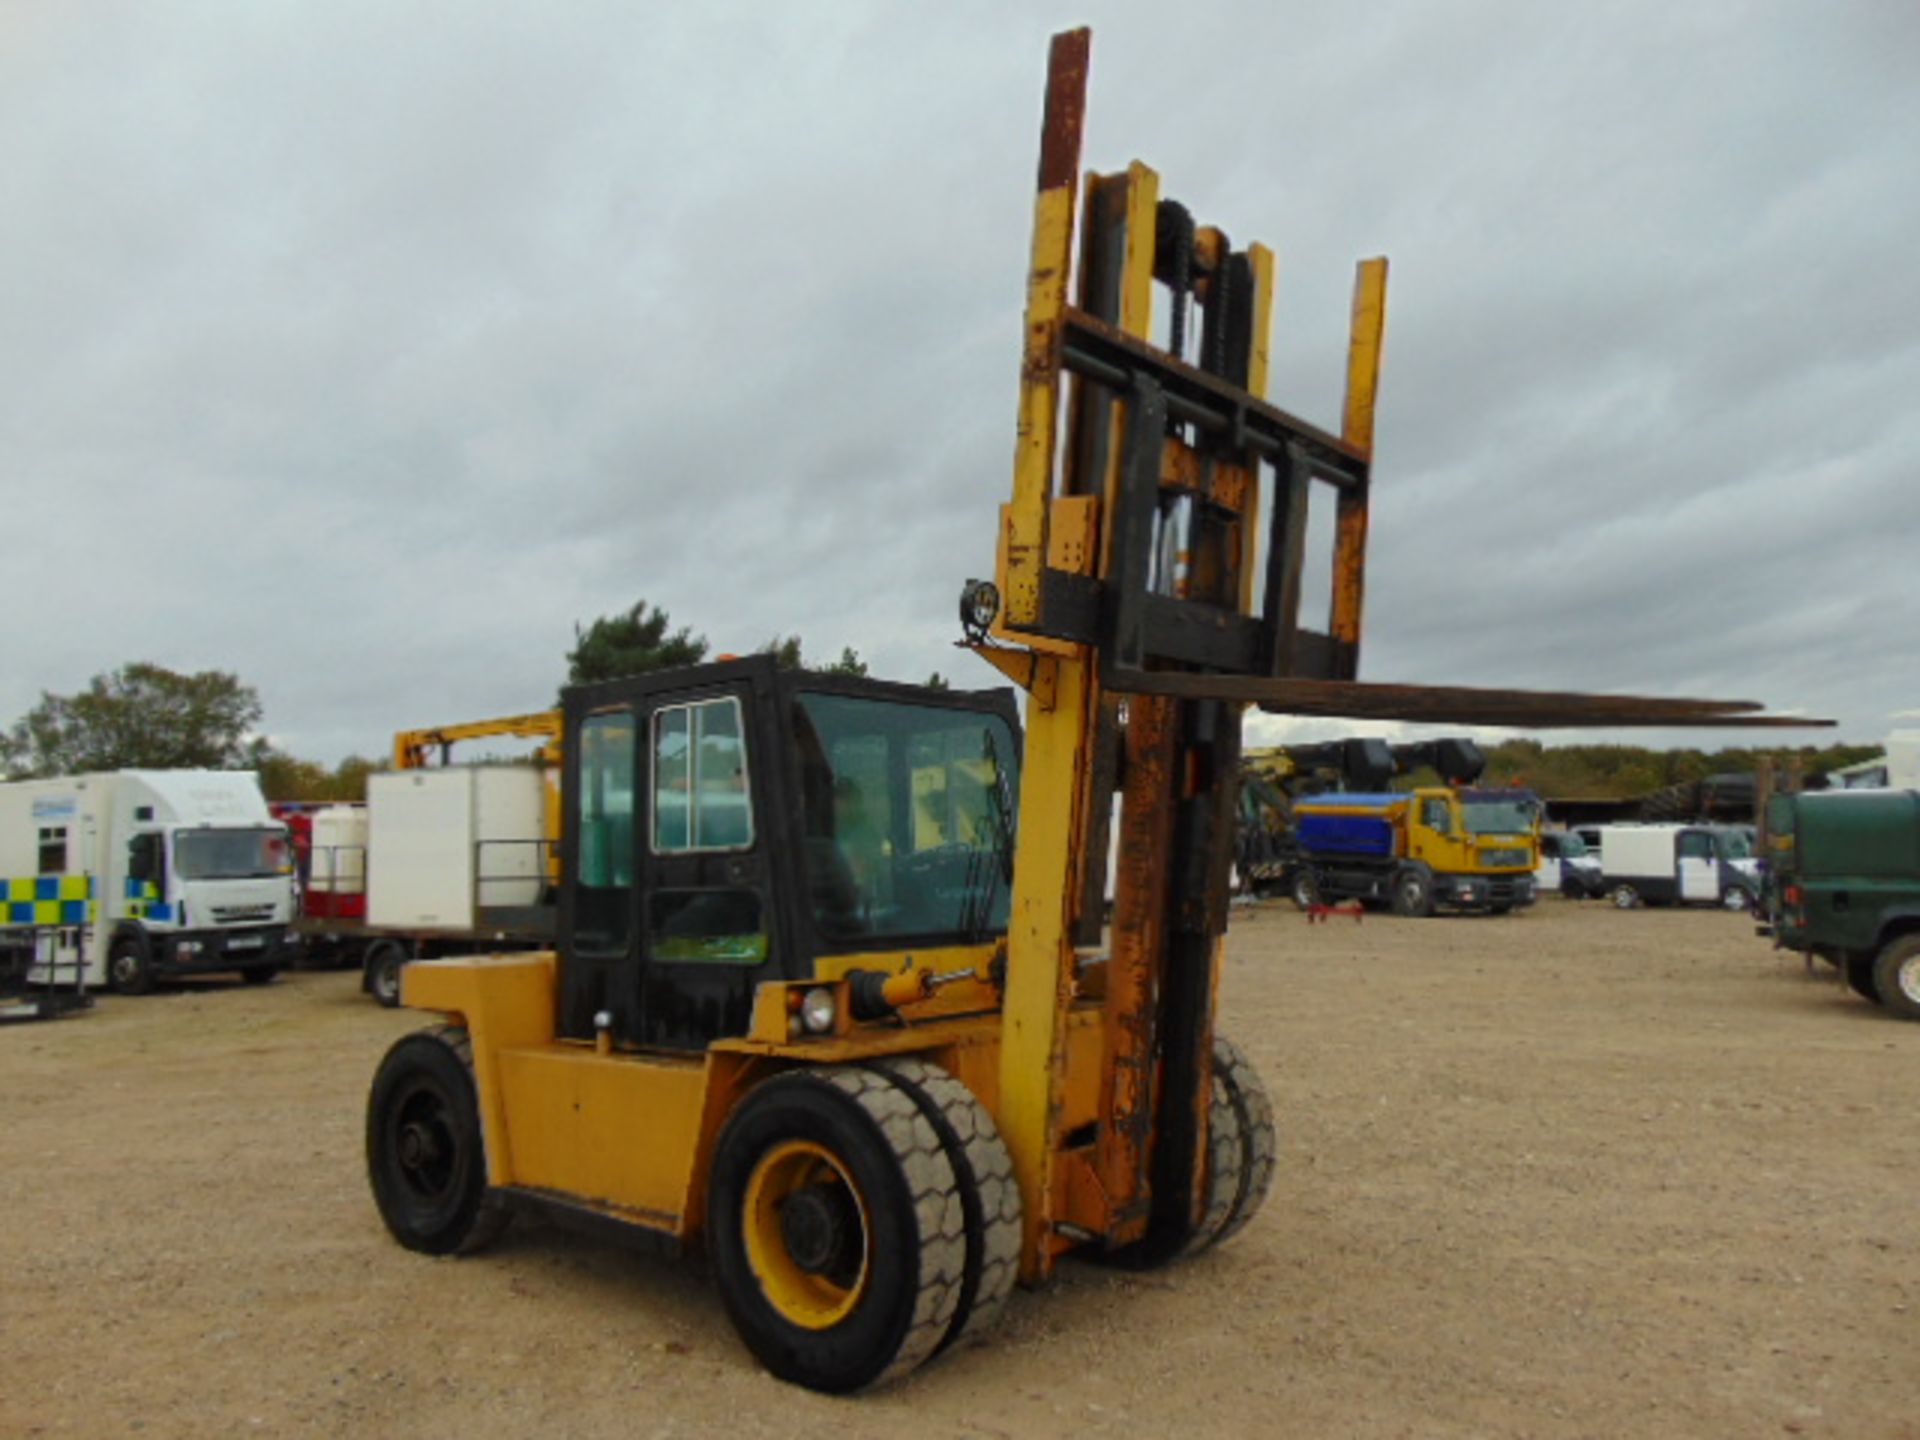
1331 257 1388 656
495 1044 705 1227
743 1140 871 1328
996 651 1096 1278
1005 184 1079 631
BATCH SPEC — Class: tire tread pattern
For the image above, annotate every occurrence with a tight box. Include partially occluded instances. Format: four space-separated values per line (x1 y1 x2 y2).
1211 1033 1277 1247
424 1024 508 1255
873 1057 1022 1350
815 1067 968 1387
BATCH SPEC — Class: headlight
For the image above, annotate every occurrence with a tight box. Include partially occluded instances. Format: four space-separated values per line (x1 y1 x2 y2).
958 579 1001 641
799 987 838 1035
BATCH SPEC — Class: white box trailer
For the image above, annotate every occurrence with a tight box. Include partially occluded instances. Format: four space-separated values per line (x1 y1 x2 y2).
369 766 546 927
1596 822 1762 912
0 770 297 991
292 765 555 1006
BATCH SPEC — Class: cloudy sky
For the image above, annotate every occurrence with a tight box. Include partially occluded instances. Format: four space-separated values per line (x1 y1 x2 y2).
3 1 1914 763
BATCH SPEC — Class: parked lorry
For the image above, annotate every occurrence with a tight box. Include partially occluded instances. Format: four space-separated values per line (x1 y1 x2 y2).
1291 786 1540 916
1239 738 1539 914
0 770 296 992
1595 822 1760 911
292 759 557 1005
1761 788 1920 1020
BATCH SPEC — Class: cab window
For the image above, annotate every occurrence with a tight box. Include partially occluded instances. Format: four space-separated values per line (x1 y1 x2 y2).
576 711 637 956
653 698 753 853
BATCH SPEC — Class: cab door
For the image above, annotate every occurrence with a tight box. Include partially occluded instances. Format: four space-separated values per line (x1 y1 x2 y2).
563 686 779 1051
634 688 777 1050
1676 828 1718 902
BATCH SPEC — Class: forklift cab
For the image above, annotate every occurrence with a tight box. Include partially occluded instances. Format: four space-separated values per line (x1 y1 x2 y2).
557 655 1021 1053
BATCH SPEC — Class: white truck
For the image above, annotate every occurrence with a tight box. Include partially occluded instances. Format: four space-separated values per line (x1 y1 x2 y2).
0 770 297 992
1595 822 1762 912
293 764 556 1005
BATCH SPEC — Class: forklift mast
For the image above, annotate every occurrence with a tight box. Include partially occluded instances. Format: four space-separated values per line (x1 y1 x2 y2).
973 28 1386 1269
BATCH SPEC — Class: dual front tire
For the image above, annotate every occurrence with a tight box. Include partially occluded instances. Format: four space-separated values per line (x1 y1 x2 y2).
706 1061 1020 1393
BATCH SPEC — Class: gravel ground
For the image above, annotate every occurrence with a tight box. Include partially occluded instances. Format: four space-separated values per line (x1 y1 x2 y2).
2 899 1915 1439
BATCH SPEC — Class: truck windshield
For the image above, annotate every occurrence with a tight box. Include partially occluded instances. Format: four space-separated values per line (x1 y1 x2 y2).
1716 828 1755 860
173 828 289 880
1461 801 1537 835
792 692 1019 945
1554 831 1589 858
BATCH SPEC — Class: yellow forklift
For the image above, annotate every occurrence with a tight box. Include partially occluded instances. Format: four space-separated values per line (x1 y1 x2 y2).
364 28 1817 1393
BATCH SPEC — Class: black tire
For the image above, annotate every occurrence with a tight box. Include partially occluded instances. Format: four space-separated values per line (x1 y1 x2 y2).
706 1067 967 1394
366 941 408 1008
1720 887 1754 913
1610 884 1639 910
365 1026 508 1256
1290 872 1319 911
240 966 279 986
1872 935 1920 1021
1182 1070 1246 1256
873 1058 1021 1355
1391 870 1433 919
1209 1034 1277 1248
1490 904 1513 916
1844 954 1883 1005
107 935 155 996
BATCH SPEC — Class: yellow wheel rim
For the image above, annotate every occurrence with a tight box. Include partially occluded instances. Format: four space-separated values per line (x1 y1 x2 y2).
741 1139 871 1330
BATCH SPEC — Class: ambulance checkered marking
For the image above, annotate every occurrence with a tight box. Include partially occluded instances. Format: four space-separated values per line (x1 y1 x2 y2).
122 878 173 922
2 874 95 928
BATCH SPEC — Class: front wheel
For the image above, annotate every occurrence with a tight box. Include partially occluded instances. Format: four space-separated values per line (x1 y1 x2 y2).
1872 935 1920 1021
707 1068 967 1394
1290 872 1319 911
365 1026 507 1255
1391 870 1433 918
108 936 155 995
1720 887 1753 913
240 966 279 986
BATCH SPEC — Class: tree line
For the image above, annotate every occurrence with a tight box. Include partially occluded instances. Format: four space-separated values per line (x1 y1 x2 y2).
0 599 949 800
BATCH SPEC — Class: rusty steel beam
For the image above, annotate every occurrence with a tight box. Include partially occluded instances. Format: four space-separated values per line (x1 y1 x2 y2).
1101 671 1831 728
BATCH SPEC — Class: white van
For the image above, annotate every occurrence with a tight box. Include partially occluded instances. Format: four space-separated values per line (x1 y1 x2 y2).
0 770 296 991
1536 830 1603 898
1595 822 1761 912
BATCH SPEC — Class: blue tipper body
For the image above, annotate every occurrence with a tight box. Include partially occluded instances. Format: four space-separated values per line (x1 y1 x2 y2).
1294 793 1403 858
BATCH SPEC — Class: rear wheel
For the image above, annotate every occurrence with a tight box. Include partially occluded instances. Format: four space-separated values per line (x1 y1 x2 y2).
1610 884 1640 910
365 1026 507 1255
366 941 408 1008
1290 872 1319 911
240 966 279 986
707 1067 966 1394
1872 935 1920 1021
